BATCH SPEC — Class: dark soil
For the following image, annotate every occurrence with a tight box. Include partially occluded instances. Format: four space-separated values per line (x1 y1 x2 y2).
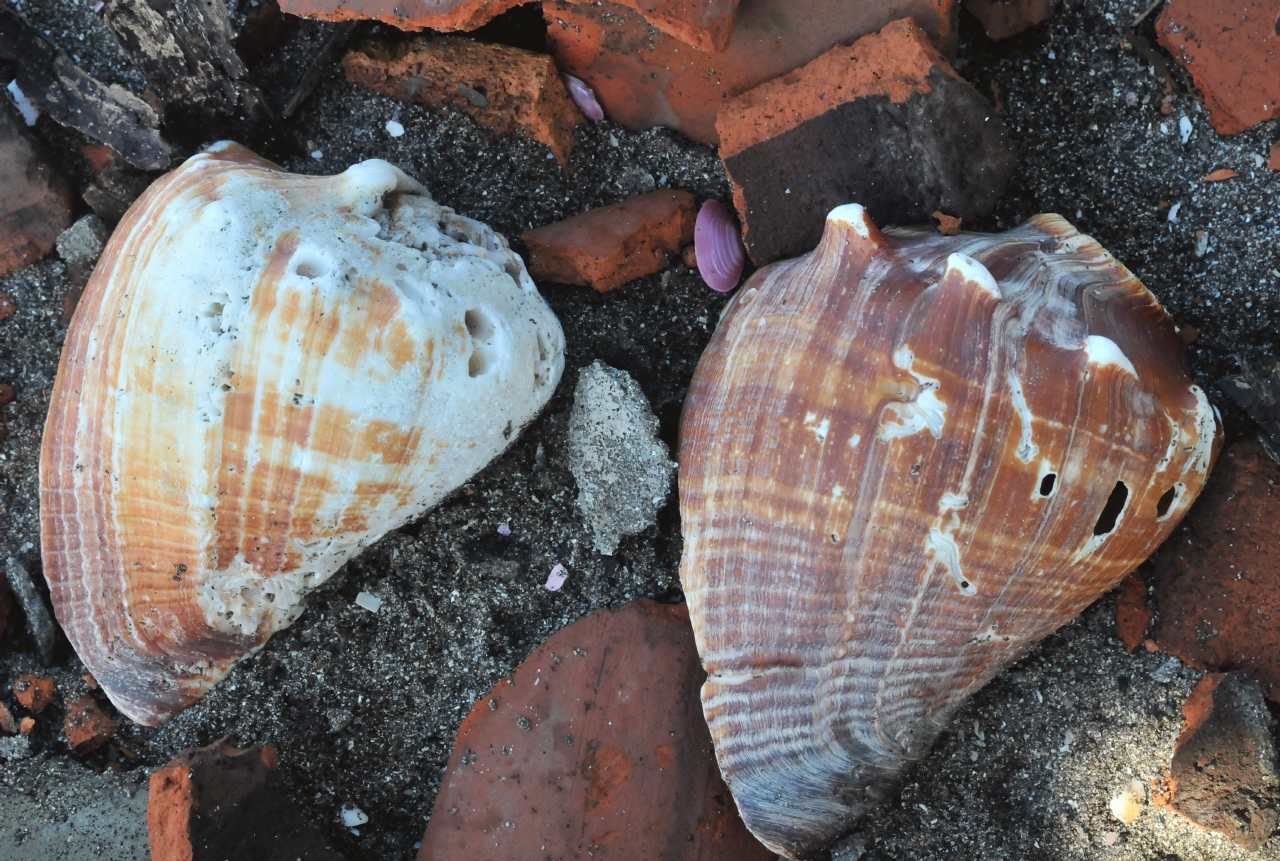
1 0 1278 859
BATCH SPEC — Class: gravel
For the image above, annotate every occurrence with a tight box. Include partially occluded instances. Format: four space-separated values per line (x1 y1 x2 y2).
0 0 1277 859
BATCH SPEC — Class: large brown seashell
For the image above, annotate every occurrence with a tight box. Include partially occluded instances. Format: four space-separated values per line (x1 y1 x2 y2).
40 143 565 726
678 204 1220 859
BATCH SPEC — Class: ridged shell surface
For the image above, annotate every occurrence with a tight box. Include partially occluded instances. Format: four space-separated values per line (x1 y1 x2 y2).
40 143 565 726
678 205 1220 859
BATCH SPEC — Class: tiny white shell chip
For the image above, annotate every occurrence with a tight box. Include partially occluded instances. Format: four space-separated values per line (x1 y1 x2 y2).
386 120 405 138
355 592 382 613
341 804 369 827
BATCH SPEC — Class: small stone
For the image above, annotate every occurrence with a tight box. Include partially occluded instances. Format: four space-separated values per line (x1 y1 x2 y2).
354 591 382 613
717 19 1014 265
0 700 17 734
681 243 698 268
56 213 113 289
567 362 676 555
963 0 1056 40
4 556 59 663
543 0 958 146
344 37 582 170
13 674 55 711
1267 141 1279 171
1168 672 1279 850
149 738 345 861
416 601 771 861
0 733 32 760
385 119 405 137
65 695 117 753
1157 0 1280 135
544 563 568 591
1114 571 1153 654
0 107 73 276
522 191 696 291
1149 439 1280 702
1100 830 1120 846
1108 779 1144 826
19 716 35 734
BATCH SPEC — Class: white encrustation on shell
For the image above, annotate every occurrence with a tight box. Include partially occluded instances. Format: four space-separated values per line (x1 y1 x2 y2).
40 142 565 725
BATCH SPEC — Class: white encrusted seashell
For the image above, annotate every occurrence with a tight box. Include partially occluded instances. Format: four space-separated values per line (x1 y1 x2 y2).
40 143 565 725
679 204 1221 859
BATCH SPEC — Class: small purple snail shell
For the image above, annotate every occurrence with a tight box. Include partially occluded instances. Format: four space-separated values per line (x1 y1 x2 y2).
695 200 746 293
561 74 605 122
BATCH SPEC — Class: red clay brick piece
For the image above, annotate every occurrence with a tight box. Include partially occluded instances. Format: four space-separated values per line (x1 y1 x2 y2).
1269 140 1279 171
0 108 73 277
13 674 54 711
64 695 117 753
1168 672 1279 850
0 700 16 735
1157 0 1280 135
963 0 1055 40
544 0 958 146
417 600 772 861
343 37 582 170
522 190 696 291
716 19 1013 265
1114 571 1153 654
589 0 741 52
149 737 345 861
278 0 522 32
1150 438 1280 703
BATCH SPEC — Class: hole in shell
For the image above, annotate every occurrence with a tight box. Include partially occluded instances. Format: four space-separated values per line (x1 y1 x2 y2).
1156 484 1182 519
294 260 322 279
469 347 494 378
1039 473 1057 497
465 309 494 342
536 329 551 363
1093 481 1129 536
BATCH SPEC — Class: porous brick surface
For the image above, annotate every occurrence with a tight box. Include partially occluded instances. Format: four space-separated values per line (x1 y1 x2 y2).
1157 0 1280 135
0 107 73 277
1150 438 1280 703
149 738 345 861
1167 672 1279 850
278 0 521 32
543 0 958 146
964 0 1056 40
521 190 696 291
416 600 771 861
13 674 54 711
716 18 1014 264
343 36 582 170
1114 570 1153 654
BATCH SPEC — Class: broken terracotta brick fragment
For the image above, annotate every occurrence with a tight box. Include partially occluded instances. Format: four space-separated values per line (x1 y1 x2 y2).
64 694 117 753
0 700 16 735
149 737 345 861
1150 438 1280 703
13 674 54 711
0 107 73 277
522 190 696 291
716 18 1014 264
279 0 521 32
1157 0 1280 135
543 0 958 146
1168 672 1279 850
1269 140 1279 171
963 0 1055 40
417 600 771 861
1114 571 1153 654
343 36 582 169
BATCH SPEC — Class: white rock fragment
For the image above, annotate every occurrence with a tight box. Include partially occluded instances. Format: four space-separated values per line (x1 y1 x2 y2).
56 214 112 268
1108 779 1144 826
355 591 382 613
545 563 567 591
6 80 38 125
385 120 405 138
341 804 368 828
1179 115 1192 144
1167 202 1181 224
567 361 676 555
310 149 323 159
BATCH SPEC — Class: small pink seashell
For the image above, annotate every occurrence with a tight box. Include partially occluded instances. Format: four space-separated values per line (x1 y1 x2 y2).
497 523 512 536
561 74 604 123
545 564 568 591
694 200 745 293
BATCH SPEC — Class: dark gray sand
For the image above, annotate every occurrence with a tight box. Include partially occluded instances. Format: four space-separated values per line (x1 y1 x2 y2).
0 0 1277 858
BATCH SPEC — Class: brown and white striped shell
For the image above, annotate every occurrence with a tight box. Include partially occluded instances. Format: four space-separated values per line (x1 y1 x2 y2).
40 143 564 726
678 204 1220 859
